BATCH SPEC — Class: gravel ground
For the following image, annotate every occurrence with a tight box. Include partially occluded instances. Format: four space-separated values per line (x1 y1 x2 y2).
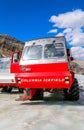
0 74 84 130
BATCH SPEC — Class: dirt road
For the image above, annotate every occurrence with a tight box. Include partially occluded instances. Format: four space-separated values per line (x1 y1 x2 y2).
0 75 84 130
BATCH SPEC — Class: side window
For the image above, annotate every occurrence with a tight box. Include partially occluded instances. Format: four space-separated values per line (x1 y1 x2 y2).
13 52 20 63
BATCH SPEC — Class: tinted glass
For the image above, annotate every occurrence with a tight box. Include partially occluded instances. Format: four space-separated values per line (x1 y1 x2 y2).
44 43 65 58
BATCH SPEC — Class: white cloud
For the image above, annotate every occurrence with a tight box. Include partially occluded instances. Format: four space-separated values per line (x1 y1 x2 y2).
56 32 64 36
49 9 84 46
48 29 57 33
63 28 84 46
49 9 84 28
48 9 84 59
71 47 84 59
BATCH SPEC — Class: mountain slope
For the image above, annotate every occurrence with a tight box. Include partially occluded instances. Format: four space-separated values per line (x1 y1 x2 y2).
0 34 24 57
70 60 84 75
73 59 84 68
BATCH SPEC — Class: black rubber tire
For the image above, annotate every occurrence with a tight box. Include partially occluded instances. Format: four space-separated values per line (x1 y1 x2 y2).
30 89 43 100
64 79 79 101
1 86 12 93
18 88 24 93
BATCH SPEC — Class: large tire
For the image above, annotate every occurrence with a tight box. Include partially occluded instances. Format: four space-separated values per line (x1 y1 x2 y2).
18 88 24 93
1 86 12 93
31 89 43 100
64 79 79 101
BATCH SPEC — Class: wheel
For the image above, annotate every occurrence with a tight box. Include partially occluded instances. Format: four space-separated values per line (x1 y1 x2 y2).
1 86 12 93
31 89 43 100
18 88 24 93
7 87 12 92
64 79 79 101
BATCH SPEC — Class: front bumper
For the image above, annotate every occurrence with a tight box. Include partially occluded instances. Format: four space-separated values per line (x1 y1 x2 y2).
16 71 74 89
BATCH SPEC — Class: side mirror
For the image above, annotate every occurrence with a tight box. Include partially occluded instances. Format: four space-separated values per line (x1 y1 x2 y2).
14 58 18 62
67 49 74 61
68 56 74 61
70 57 74 61
67 49 70 57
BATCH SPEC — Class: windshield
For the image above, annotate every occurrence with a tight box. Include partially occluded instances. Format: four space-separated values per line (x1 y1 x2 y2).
44 43 65 59
22 45 42 60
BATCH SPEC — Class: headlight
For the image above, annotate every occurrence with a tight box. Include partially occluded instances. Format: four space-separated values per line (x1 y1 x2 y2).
65 76 69 84
17 78 21 84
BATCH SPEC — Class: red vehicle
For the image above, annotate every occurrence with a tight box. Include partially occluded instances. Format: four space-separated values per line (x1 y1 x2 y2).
12 36 79 101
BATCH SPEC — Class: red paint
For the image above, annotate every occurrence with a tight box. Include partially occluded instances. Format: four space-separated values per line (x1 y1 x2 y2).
15 62 74 89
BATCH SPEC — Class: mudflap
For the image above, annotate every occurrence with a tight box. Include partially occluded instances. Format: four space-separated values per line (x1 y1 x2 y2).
16 88 43 101
16 88 36 101
30 89 43 100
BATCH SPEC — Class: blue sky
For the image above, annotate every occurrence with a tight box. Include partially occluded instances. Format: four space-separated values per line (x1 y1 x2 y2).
0 0 83 41
0 0 84 59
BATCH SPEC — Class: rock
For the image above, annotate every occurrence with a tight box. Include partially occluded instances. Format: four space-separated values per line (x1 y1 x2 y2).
70 60 84 75
0 34 24 57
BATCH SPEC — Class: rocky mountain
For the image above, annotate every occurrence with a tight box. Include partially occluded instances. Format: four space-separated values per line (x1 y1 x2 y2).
70 60 84 75
73 59 84 68
0 34 24 57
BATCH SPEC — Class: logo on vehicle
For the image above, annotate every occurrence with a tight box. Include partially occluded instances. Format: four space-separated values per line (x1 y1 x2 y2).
21 66 26 71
